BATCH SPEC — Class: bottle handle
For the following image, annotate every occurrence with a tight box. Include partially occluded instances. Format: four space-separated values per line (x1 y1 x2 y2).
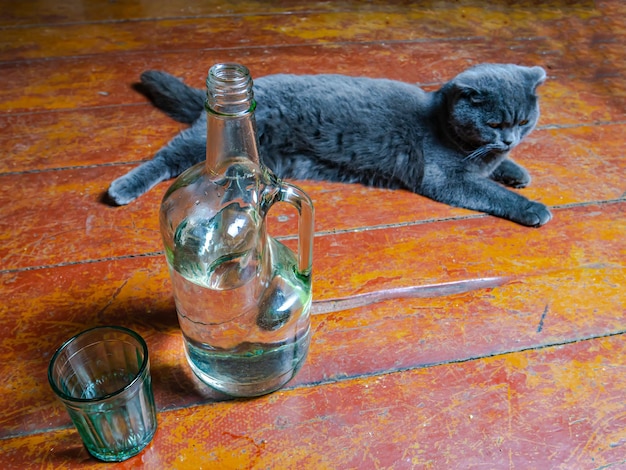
275 182 314 276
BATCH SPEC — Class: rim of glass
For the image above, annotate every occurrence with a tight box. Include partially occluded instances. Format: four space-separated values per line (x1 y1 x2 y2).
48 325 149 403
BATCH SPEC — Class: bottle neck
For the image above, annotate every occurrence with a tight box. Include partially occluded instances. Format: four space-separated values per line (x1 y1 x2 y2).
205 63 261 172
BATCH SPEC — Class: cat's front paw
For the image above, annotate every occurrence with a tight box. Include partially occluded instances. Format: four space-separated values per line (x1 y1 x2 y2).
491 159 531 188
107 176 140 206
515 201 552 227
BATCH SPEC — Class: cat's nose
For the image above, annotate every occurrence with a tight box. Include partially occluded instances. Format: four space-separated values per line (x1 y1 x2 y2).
501 130 515 147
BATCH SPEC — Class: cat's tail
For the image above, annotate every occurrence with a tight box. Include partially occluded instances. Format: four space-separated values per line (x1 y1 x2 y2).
137 71 206 124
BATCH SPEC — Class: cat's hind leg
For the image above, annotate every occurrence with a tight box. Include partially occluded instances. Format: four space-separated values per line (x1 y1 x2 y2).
107 126 205 205
490 158 531 188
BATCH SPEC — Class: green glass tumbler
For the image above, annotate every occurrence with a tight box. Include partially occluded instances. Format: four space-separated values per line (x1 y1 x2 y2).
48 326 157 462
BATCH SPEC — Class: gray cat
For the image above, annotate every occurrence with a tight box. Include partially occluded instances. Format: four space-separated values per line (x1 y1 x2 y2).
108 63 551 227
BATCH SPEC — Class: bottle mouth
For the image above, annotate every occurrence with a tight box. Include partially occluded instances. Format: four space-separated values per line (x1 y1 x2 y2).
206 63 255 115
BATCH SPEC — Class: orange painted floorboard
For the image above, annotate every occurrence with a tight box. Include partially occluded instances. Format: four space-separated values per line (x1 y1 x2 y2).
1 1 625 468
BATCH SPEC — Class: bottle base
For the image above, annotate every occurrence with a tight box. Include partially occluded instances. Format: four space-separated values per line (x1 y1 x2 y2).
183 330 310 398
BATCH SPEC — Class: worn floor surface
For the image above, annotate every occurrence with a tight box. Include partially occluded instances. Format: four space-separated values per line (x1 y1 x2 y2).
1 1 625 468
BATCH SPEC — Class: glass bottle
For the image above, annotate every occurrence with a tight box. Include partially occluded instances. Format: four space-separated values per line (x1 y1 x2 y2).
159 63 314 397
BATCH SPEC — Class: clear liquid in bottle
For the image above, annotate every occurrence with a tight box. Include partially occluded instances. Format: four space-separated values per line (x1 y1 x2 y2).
160 63 314 397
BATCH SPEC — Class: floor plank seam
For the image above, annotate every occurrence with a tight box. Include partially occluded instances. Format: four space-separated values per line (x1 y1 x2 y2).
6 326 623 442
2 199 624 275
5 327 624 443
0 101 149 119
537 119 626 130
0 160 150 177
0 251 165 275
0 8 428 30
306 198 626 239
281 328 626 400
5 117 625 177
0 35 522 66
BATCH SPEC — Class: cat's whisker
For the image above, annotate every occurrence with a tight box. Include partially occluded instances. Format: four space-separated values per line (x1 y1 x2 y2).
463 143 506 162
463 145 489 162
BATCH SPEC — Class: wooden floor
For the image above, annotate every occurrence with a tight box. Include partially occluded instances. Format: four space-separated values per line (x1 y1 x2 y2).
1 1 625 468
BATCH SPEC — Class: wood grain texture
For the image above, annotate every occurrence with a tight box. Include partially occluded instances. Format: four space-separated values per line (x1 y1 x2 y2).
4 336 626 468
1 0 625 468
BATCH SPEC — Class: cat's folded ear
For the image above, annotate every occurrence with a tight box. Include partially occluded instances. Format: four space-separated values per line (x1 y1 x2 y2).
439 81 484 107
458 85 484 104
526 66 547 92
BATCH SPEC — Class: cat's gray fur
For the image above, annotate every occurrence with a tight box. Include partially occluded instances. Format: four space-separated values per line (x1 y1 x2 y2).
108 63 551 226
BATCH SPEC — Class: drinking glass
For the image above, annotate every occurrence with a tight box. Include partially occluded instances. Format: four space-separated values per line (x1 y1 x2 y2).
48 326 157 462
